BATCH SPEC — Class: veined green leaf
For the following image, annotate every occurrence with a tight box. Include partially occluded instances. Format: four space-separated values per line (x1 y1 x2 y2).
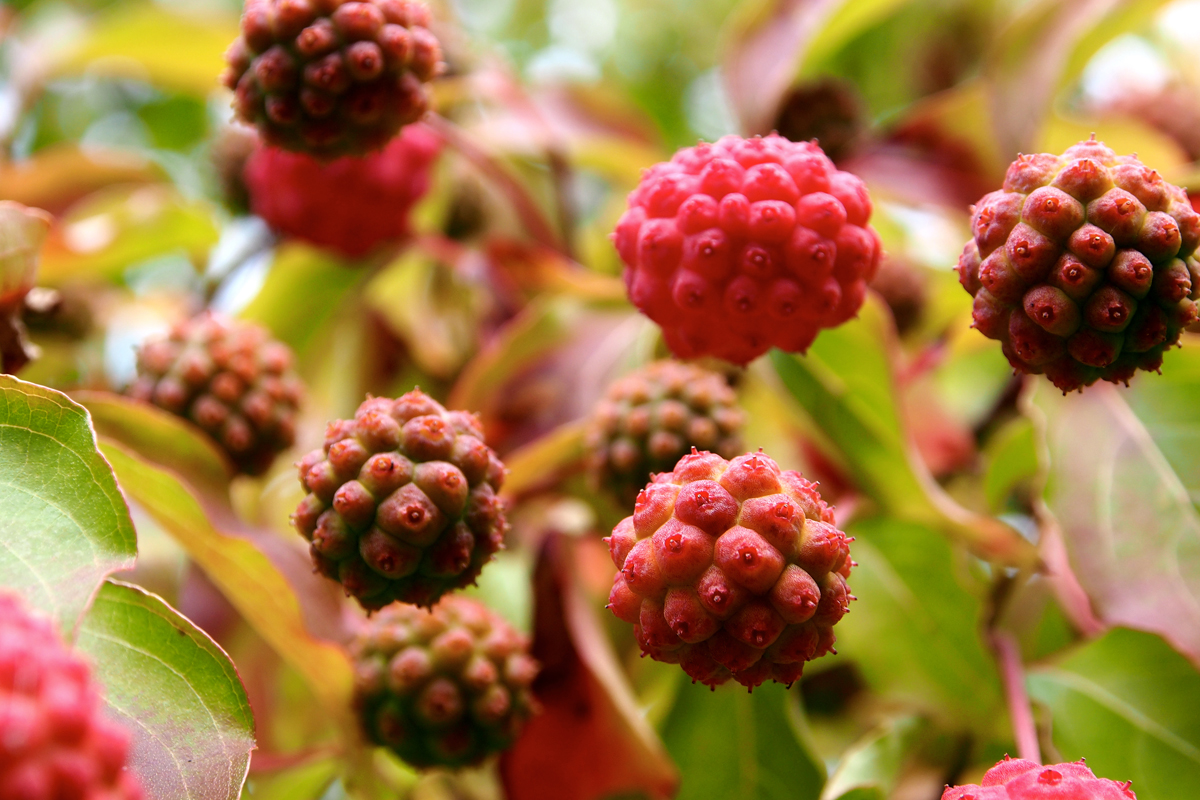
0 375 136 631
78 580 255 800
1029 627 1200 798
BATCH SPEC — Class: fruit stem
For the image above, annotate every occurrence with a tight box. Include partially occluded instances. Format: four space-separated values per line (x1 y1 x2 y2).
990 629 1041 764
424 112 567 256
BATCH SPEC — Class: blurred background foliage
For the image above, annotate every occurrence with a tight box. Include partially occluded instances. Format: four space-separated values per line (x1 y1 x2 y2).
2 0 1200 798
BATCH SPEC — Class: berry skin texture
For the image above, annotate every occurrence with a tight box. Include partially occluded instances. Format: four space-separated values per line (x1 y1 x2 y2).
585 360 745 505
222 0 443 159
0 593 143 800
128 312 303 476
957 137 1200 392
613 134 883 365
244 123 440 258
942 756 1137 799
351 595 539 768
605 449 852 689
294 389 508 610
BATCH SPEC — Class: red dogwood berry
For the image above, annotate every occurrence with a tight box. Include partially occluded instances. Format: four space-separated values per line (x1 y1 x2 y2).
614 135 882 365
958 137 1200 392
245 122 440 258
605 449 853 689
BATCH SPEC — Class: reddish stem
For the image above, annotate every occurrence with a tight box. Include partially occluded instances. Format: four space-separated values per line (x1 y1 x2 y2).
424 112 565 255
990 629 1041 763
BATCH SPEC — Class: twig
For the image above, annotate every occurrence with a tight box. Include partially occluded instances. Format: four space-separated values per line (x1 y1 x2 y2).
424 112 566 255
547 146 577 260
990 629 1040 763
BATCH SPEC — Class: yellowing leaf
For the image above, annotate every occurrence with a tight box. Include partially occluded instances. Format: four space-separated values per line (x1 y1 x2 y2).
0 201 52 302
98 441 358 738
40 185 219 286
53 3 240 96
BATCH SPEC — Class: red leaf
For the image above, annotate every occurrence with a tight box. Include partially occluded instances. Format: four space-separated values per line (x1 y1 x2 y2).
500 533 678 800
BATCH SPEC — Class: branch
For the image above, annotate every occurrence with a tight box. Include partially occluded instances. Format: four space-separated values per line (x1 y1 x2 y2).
989 629 1041 763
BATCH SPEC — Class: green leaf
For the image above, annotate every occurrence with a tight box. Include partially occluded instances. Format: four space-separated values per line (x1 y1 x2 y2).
1123 341 1200 507
834 518 1004 732
660 680 825 800
983 418 1037 513
1028 380 1200 665
772 299 906 497
819 715 928 800
0 375 136 630
77 580 254 800
238 244 366 357
97 441 358 740
1028 627 1200 798
364 251 487 379
39 186 219 286
0 201 52 300
771 297 1034 565
51 3 241 96
799 0 915 77
241 759 338 800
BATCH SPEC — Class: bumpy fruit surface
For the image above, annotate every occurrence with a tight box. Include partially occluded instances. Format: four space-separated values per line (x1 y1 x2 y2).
957 137 1200 392
585 360 744 505
613 134 882 365
606 450 852 688
245 123 440 258
294 389 507 610
0 593 143 800
129 312 303 476
351 595 539 768
222 0 442 159
942 757 1136 799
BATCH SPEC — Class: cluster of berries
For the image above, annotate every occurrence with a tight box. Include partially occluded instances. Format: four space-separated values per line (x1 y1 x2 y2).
128 311 303 476
223 0 442 158
943 757 1136 799
613 134 882 365
959 137 1199 391
585 360 744 504
607 450 852 688
0 594 142 800
127 314 530 768
96 0 1193 782
293 390 507 610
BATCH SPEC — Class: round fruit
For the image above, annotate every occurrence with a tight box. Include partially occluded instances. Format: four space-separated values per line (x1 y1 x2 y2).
613 134 882 365
957 136 1200 392
222 0 443 159
293 389 507 610
244 122 440 259
605 449 853 689
869 257 928 335
352 595 539 768
128 312 303 476
773 77 866 163
0 593 143 800
942 756 1136 799
585 360 744 505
